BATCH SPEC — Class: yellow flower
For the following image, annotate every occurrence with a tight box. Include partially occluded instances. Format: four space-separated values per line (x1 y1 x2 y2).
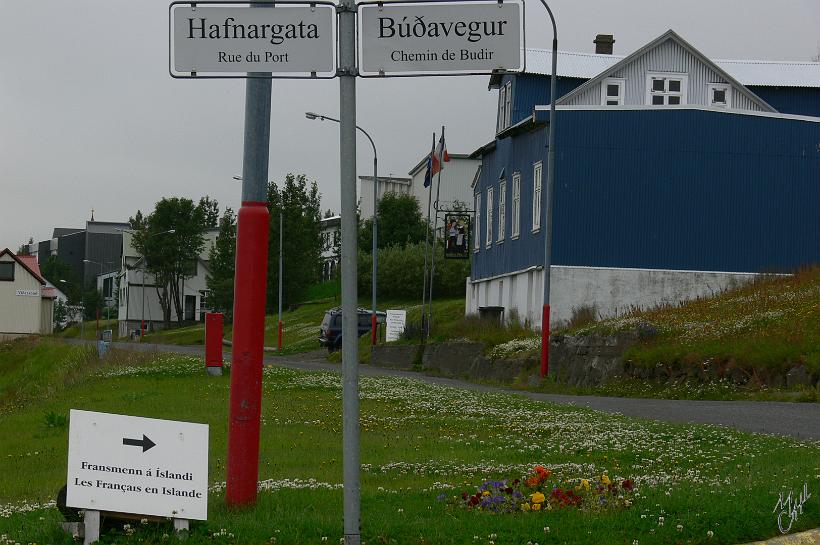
530 492 546 504
521 502 531 511
482 491 491 497
601 475 612 486
581 479 590 490
532 503 542 511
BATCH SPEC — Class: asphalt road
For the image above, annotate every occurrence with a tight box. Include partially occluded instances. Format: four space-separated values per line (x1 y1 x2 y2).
79 339 820 442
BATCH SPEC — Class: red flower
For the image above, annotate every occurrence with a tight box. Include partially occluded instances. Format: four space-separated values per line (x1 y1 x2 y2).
622 480 634 491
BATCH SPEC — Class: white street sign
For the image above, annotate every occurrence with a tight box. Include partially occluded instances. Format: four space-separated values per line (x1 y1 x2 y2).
359 1 523 76
385 309 407 342
66 410 209 520
15 289 40 297
171 5 336 76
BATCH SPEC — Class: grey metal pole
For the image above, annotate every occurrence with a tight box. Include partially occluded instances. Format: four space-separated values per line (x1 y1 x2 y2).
338 0 360 540
371 152 378 346
540 2 558 377
421 133 435 340
427 150 444 334
278 210 283 349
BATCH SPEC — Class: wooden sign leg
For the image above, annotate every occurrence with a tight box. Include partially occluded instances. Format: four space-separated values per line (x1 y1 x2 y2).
83 510 100 545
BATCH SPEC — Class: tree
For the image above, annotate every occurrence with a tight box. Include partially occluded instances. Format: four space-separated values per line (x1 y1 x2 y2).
130 197 210 328
206 208 236 319
359 192 428 252
198 196 220 228
266 174 323 312
41 256 81 303
82 288 104 321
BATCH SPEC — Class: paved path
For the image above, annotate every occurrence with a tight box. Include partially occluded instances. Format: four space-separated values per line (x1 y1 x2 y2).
77 339 820 442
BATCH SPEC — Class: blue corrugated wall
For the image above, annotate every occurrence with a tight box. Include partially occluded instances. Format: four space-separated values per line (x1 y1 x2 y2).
747 86 820 118
472 109 820 280
501 75 585 126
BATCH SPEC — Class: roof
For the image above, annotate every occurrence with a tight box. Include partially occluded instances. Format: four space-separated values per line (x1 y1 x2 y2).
515 47 820 88
358 176 412 185
0 249 47 285
53 228 84 238
41 287 58 299
556 30 774 113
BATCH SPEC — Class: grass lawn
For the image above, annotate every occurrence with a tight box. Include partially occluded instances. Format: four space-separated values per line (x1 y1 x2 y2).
1 339 818 544
56 319 119 341
138 296 465 357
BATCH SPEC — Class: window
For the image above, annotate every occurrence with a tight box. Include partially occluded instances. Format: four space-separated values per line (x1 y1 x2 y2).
532 162 542 232
708 83 732 108
199 290 209 312
497 81 513 132
0 262 13 281
486 187 494 247
474 193 481 251
646 73 688 106
498 180 506 242
601 78 625 106
511 173 521 238
103 277 113 298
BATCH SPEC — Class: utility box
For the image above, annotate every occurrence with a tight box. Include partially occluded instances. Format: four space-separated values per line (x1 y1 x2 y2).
205 313 224 376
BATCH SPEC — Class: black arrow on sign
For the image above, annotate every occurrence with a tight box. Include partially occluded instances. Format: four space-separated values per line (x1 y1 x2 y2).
122 434 156 452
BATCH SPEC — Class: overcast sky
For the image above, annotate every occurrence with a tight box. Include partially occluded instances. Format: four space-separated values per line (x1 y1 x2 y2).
1 0 818 251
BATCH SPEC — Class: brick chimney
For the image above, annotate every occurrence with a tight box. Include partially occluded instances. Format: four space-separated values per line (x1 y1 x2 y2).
594 34 615 55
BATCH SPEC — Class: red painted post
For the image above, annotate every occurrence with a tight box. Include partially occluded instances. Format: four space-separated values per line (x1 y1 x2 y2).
540 304 550 378
205 313 224 374
226 202 269 507
371 314 377 345
277 320 283 350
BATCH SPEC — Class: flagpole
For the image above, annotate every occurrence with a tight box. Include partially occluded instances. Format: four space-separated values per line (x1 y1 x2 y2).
421 132 436 341
427 126 445 334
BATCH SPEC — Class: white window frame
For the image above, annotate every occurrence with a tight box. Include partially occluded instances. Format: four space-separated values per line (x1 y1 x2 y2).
486 187 494 247
600 77 625 106
497 179 506 243
532 161 542 232
497 86 505 131
511 173 521 239
474 193 481 251
645 72 688 106
707 83 732 108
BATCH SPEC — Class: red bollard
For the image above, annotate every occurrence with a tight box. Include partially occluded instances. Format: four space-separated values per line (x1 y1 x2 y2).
226 202 269 508
205 312 224 376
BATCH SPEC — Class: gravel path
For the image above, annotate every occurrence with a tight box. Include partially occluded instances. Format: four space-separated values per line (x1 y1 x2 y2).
78 339 820 441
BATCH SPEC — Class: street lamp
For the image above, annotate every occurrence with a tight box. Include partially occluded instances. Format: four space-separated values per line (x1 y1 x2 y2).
538 1 559 378
306 111 380 346
116 228 176 339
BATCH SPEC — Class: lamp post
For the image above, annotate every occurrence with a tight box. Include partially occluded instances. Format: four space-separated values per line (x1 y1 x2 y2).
117 228 176 339
539 1 559 378
305 111 379 346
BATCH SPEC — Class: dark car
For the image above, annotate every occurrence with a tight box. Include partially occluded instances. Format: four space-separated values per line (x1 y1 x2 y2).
319 307 386 351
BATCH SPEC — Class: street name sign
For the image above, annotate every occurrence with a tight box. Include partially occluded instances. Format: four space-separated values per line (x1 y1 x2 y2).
358 0 523 76
66 409 209 520
170 3 337 77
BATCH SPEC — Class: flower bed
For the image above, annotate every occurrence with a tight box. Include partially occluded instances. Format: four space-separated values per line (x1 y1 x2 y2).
440 465 635 514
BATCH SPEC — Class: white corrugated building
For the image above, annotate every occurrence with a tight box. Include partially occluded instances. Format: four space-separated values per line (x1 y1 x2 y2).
0 248 57 340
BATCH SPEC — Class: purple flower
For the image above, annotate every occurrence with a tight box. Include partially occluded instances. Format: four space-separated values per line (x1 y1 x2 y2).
436 493 446 502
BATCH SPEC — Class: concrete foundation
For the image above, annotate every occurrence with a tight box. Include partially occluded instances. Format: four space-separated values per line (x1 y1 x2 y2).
466 265 760 328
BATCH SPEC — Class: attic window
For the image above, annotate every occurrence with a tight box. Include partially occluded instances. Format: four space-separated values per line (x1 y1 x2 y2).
0 262 14 281
497 81 513 132
601 78 625 106
646 73 688 106
708 83 732 108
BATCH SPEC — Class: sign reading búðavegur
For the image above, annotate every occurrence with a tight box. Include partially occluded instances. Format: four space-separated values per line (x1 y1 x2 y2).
359 1 523 76
66 410 209 520
171 4 336 76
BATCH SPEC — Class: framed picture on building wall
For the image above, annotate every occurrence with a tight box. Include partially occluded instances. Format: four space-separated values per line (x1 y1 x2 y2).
443 214 471 260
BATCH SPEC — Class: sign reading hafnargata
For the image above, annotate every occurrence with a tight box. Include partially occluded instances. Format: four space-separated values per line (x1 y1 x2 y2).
170 4 336 76
359 1 523 76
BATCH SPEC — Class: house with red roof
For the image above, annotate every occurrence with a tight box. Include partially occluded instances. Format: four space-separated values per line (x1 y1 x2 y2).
0 248 57 340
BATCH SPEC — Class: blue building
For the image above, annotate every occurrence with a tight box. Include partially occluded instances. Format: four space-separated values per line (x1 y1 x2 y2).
467 30 820 327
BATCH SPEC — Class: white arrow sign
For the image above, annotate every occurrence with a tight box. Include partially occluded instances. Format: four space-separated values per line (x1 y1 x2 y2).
66 410 209 520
